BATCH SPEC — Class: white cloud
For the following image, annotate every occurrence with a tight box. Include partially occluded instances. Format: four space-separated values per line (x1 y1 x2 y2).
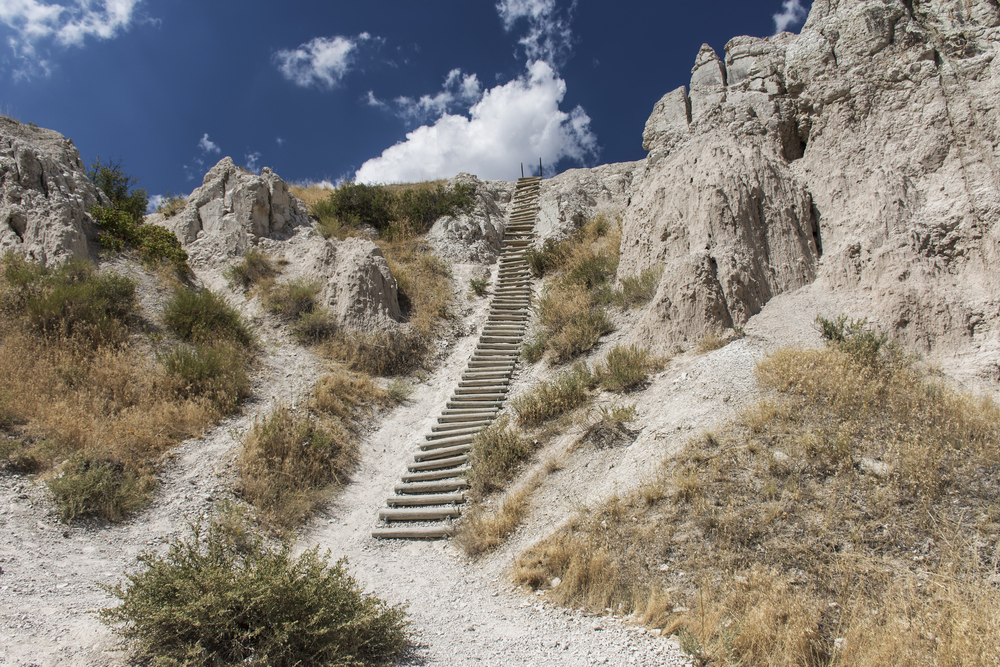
273 33 371 89
276 136 284 147
366 90 389 110
355 60 596 184
198 133 220 154
244 151 261 174
773 0 807 34
1 0 141 76
394 68 482 122
496 0 574 68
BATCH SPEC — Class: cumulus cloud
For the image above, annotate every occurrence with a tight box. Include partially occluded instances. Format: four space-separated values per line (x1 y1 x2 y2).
355 60 596 184
394 69 482 122
0 0 141 76
773 0 808 34
274 32 372 89
496 0 574 68
198 133 220 154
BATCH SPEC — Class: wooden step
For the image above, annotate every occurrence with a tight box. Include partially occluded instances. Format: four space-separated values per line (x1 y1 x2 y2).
408 454 468 471
372 525 454 539
379 507 462 521
386 491 466 505
401 467 470 482
395 479 469 494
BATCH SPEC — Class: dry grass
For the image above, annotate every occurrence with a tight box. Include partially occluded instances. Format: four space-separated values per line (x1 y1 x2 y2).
511 363 594 427
375 237 452 338
237 370 390 531
528 214 622 364
696 331 727 353
513 342 1000 666
456 475 541 557
594 344 660 392
320 328 427 377
0 256 235 521
289 183 336 209
466 416 535 498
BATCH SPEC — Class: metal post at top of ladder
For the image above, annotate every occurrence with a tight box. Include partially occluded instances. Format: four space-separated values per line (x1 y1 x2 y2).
539 157 543 179
521 163 524 178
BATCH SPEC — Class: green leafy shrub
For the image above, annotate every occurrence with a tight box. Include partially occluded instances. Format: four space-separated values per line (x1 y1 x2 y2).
100 514 409 666
163 288 254 347
2 254 136 347
313 181 474 237
161 342 251 414
468 416 534 497
47 451 154 522
225 249 277 292
88 156 148 221
512 363 593 427
524 238 566 278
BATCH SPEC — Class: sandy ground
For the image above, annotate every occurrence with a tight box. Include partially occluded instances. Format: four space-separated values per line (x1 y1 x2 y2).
1 263 995 666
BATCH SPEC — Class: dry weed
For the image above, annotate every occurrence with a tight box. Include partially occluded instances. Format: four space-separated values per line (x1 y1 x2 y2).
513 344 1000 666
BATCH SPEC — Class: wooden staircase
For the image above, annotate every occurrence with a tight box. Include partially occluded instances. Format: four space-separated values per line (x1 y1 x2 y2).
371 176 541 539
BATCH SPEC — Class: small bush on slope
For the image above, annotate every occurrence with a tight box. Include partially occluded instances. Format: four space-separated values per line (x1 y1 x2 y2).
163 287 254 347
225 248 277 292
513 332 1000 667
100 514 409 667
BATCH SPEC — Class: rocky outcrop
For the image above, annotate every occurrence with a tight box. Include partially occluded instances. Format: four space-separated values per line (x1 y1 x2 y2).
625 0 1000 358
157 158 401 329
427 173 514 263
535 161 640 241
0 118 103 264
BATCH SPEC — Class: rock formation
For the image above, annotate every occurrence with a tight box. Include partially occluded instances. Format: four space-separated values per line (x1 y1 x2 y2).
622 0 1000 358
535 162 640 241
152 158 401 329
0 118 104 265
427 173 514 263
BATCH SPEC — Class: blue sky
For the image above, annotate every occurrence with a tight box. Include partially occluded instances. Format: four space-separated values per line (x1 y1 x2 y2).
1 0 810 203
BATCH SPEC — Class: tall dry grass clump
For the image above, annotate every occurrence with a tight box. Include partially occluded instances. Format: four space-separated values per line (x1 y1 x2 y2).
237 370 391 530
511 363 594 427
514 321 1000 667
0 254 246 522
466 416 535 498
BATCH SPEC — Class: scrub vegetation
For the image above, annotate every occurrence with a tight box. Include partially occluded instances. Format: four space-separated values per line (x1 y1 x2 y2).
512 317 1000 667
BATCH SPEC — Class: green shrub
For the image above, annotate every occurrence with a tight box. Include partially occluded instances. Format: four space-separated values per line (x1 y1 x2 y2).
99 514 409 666
2 254 136 347
267 278 320 321
468 416 533 497
225 249 277 292
469 277 489 297
537 286 614 363
524 238 566 278
815 314 897 370
161 342 251 414
314 181 474 237
512 363 593 427
47 451 154 522
607 267 662 308
596 345 650 392
562 250 618 291
163 288 254 347
521 335 547 364
88 156 148 221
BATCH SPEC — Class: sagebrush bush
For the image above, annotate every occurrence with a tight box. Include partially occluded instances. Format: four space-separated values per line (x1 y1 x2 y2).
100 514 409 666
292 308 339 343
537 285 614 363
2 255 137 348
608 267 662 308
47 451 154 522
467 416 534 497
469 277 489 297
225 248 277 292
161 342 251 414
815 314 899 370
163 288 254 347
512 363 593 427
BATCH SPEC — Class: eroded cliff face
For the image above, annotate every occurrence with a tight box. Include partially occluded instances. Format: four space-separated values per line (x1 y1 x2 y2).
624 0 1000 356
0 118 104 265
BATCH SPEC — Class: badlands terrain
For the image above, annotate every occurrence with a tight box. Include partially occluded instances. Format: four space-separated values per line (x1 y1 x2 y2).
2 0 1000 665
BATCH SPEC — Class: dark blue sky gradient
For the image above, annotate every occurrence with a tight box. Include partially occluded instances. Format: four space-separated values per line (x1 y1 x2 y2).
1 1 808 198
